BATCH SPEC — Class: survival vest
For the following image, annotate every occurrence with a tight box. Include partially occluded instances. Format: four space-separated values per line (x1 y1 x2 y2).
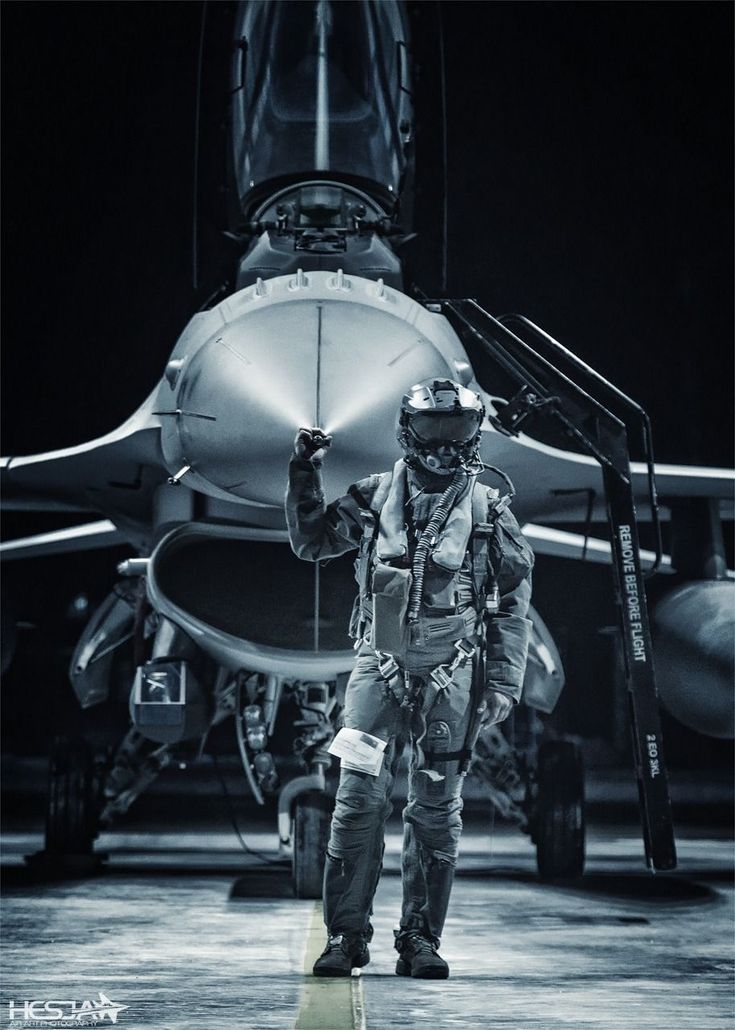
348 473 511 644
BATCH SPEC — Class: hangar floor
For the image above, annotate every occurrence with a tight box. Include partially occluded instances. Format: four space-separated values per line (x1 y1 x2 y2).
1 818 733 1030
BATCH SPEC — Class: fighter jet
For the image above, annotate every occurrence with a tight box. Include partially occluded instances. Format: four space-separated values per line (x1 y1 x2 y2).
2 0 732 893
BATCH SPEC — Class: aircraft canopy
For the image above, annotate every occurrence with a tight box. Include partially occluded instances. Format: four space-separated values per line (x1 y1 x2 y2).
231 0 412 215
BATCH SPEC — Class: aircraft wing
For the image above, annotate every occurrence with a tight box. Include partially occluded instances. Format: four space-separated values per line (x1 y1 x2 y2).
522 523 672 572
479 422 734 525
523 522 734 579
0 520 124 560
635 460 734 506
1 391 166 552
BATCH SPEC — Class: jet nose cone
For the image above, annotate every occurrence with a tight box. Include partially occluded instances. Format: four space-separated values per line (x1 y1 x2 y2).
159 273 471 506
160 303 320 501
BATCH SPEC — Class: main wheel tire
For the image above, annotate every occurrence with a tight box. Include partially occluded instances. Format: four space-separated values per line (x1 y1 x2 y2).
292 791 331 899
45 736 99 855
535 739 585 881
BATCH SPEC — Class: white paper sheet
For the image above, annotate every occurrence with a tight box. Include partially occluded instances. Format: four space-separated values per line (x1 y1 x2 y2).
328 727 388 777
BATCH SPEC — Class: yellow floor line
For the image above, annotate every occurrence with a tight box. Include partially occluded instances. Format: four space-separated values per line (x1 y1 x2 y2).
294 901 367 1030
350 971 367 1030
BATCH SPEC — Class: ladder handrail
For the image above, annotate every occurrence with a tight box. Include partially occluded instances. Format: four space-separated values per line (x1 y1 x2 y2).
496 312 662 576
423 297 676 872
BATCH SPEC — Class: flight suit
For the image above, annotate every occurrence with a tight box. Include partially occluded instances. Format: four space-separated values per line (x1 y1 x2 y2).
286 453 534 947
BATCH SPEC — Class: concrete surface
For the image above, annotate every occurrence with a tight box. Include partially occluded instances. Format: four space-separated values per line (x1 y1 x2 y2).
1 822 733 1029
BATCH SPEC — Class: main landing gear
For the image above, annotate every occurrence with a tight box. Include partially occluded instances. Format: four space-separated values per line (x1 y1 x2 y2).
532 739 585 881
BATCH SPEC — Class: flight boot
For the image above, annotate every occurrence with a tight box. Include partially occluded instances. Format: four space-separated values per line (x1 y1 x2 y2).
394 930 449 979
312 934 370 977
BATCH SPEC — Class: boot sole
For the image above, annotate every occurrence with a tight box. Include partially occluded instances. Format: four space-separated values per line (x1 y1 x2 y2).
313 950 370 977
395 958 449 979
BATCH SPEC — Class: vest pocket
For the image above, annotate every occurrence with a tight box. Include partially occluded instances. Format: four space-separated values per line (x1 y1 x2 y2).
424 613 468 640
370 561 412 655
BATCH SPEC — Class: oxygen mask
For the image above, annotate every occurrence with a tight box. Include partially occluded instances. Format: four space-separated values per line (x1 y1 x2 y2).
401 416 482 477
417 440 462 475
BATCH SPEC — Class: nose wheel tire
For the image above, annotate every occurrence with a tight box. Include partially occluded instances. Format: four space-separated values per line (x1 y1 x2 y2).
291 791 331 899
534 739 585 881
45 735 100 856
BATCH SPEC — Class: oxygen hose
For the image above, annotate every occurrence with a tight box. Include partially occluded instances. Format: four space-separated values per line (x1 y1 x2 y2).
407 467 468 622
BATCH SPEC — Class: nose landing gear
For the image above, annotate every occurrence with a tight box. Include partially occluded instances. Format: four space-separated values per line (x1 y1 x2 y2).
291 790 331 899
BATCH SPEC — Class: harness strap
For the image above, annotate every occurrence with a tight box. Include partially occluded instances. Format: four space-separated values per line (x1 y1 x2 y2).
348 483 373 512
427 639 475 692
470 486 503 615
351 482 382 643
375 639 475 709
422 748 472 765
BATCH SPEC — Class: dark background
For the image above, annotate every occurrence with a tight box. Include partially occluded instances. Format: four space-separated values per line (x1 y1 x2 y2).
2 2 732 463
1 3 732 782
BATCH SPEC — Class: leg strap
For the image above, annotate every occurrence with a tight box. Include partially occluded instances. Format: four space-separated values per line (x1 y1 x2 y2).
421 748 472 767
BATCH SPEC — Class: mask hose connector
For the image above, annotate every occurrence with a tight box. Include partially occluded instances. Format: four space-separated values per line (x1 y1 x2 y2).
479 463 516 501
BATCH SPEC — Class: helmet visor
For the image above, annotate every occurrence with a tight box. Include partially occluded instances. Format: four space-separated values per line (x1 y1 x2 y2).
409 412 481 444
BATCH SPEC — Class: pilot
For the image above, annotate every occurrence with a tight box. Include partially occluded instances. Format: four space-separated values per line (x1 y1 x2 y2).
286 378 534 979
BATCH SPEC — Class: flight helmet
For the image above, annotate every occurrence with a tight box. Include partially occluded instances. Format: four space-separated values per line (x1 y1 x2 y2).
396 378 485 475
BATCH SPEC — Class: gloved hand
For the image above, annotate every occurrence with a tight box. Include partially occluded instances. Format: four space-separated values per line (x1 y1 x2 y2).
294 426 333 462
484 690 514 726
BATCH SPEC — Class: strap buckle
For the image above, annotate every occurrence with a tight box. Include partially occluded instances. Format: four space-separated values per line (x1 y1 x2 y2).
473 521 496 537
429 665 453 691
484 583 500 614
377 653 400 683
428 640 476 692
452 639 475 666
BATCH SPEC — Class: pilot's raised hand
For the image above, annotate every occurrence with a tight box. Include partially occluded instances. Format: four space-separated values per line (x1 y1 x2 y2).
294 426 333 463
484 690 514 726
